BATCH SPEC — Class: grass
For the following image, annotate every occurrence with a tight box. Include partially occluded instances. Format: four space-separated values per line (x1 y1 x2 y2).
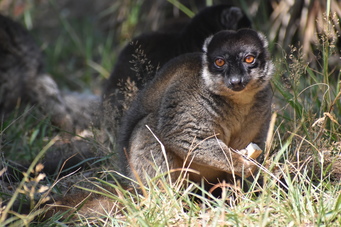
1 0 341 226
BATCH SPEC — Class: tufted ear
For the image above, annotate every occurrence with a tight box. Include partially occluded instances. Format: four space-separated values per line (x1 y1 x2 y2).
202 35 213 53
257 32 269 49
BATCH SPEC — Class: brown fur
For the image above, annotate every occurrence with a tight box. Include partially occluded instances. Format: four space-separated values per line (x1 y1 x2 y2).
119 29 274 188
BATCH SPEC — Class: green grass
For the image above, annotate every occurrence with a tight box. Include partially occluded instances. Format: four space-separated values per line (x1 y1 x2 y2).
1 0 341 226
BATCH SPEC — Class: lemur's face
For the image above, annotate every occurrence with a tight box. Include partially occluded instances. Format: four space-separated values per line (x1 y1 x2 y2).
202 29 273 93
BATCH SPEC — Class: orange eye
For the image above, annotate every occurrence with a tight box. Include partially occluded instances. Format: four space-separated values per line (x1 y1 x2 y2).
244 55 255 64
215 58 225 67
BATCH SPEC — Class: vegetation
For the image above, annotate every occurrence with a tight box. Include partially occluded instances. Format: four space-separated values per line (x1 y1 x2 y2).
0 0 340 226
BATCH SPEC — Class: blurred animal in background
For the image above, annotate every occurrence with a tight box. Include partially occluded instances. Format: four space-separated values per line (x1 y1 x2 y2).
0 14 99 133
0 14 102 182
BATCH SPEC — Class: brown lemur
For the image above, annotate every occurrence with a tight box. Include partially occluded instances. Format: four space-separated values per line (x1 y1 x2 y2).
102 4 252 120
118 29 274 188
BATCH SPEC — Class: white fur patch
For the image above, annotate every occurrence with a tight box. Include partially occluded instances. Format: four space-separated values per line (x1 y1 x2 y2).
202 35 213 53
201 54 214 90
257 32 268 48
202 66 213 88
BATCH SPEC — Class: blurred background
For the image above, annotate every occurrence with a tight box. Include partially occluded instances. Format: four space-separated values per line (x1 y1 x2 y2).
0 0 339 94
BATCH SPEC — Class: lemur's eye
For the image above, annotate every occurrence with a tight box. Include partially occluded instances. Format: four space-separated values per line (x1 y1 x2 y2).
214 58 225 67
244 55 255 64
